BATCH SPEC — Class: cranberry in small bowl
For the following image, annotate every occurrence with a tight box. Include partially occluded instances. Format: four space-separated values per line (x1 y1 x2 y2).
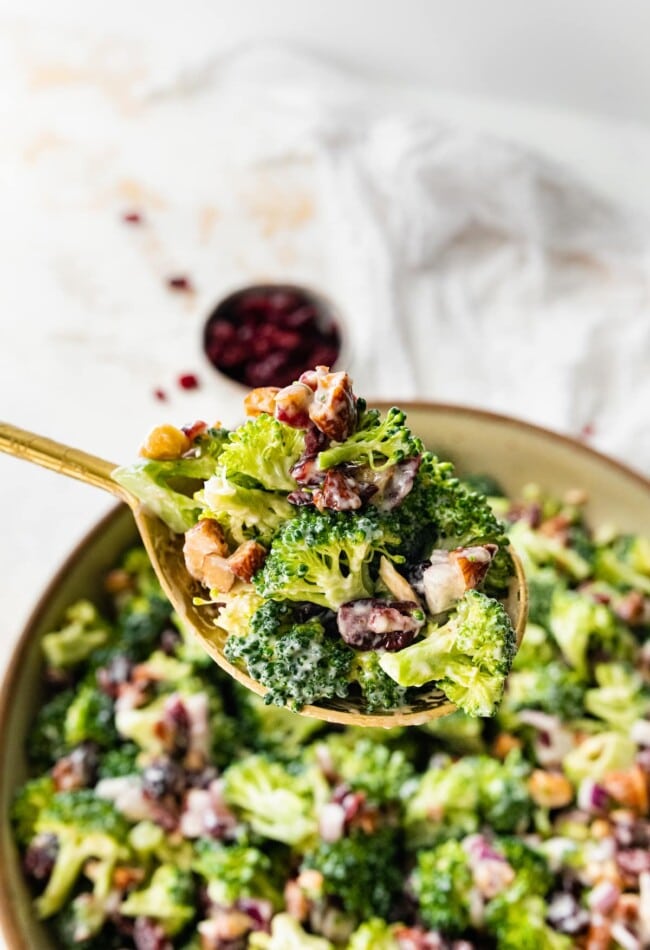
203 284 342 390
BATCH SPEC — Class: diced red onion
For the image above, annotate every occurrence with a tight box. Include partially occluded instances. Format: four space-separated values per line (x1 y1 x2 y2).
578 778 610 813
588 880 621 914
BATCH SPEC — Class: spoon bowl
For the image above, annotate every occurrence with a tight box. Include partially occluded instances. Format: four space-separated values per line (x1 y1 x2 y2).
0 422 527 726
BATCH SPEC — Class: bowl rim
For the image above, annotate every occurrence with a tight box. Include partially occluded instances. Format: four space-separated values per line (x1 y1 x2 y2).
1 401 648 947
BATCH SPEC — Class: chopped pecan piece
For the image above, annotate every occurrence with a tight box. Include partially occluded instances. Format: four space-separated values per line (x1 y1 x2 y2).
183 520 234 592
337 598 424 651
452 543 499 588
313 469 363 512
244 386 280 417
227 540 267 582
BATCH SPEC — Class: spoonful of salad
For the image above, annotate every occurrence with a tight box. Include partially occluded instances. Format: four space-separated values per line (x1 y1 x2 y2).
0 367 526 726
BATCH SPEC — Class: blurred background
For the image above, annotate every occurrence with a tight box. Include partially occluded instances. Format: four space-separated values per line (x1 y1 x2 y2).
2 0 650 680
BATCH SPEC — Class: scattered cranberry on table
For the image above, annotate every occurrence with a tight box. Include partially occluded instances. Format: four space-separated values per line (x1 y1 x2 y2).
203 285 341 389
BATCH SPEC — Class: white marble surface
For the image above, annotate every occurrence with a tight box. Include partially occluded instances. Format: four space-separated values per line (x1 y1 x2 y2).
2 7 650 697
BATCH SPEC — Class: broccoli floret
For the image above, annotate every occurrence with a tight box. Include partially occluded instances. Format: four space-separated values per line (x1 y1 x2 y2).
462 473 506 498
314 734 414 805
222 754 325 846
249 914 334 950
477 751 533 834
526 569 565 629
317 406 422 472
379 590 516 717
11 775 55 847
382 453 508 567
419 709 486 755
219 413 306 490
98 743 140 779
347 919 401 949
497 836 553 899
201 470 295 546
117 593 175 662
42 601 111 669
112 427 229 533
235 689 326 759
404 752 532 848
225 600 354 710
503 662 587 721
193 839 282 908
486 894 571 950
594 535 650 595
404 755 480 847
255 507 398 610
563 731 636 784
511 622 556 670
508 520 591 581
549 588 633 674
584 663 650 730
120 864 196 935
32 791 129 920
64 683 118 748
302 826 402 921
349 650 409 712
27 689 74 770
412 839 473 934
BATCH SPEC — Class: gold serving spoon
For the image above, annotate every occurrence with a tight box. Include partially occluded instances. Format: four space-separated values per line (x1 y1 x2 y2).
0 422 527 727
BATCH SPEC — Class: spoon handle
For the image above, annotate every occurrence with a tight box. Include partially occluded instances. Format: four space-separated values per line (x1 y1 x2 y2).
0 422 129 501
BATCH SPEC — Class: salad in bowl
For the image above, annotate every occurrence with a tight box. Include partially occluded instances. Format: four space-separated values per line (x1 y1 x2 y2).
114 367 517 717
9 475 650 948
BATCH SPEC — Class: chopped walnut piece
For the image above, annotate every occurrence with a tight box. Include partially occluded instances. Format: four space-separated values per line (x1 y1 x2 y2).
183 520 234 592
139 424 191 460
227 540 267 581
422 543 497 615
451 543 499 589
244 386 280 417
304 367 357 442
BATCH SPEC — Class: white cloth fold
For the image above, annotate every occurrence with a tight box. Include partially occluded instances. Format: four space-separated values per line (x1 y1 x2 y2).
156 45 650 465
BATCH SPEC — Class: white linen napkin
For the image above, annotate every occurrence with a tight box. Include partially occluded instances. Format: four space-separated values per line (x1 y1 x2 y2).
149 45 650 468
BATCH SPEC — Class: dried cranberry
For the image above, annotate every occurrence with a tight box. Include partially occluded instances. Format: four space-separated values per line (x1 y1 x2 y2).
337 599 424 650
178 373 199 390
97 655 134 698
162 697 191 758
142 757 187 801
122 211 143 224
23 834 58 881
167 276 193 293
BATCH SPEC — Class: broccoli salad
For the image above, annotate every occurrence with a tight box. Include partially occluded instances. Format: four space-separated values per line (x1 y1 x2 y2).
113 367 516 716
11 479 650 949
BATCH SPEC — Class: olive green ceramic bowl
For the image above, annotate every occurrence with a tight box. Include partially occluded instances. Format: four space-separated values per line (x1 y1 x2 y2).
1 404 649 949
